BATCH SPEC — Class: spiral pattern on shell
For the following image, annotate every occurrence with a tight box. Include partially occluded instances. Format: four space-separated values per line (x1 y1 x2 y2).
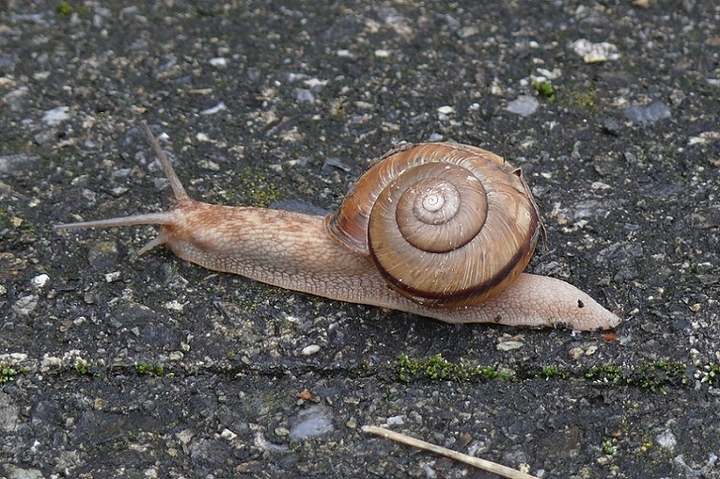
326 142 541 307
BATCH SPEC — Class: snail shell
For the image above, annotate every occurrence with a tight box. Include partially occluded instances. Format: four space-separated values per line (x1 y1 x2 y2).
327 142 541 307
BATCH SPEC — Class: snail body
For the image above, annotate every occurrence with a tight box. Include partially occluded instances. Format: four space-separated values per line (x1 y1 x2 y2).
54 123 621 331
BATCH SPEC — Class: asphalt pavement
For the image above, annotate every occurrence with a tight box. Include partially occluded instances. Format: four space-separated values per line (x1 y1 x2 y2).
1 1 719 478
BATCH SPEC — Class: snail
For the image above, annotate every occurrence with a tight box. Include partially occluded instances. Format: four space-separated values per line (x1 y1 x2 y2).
54 122 621 331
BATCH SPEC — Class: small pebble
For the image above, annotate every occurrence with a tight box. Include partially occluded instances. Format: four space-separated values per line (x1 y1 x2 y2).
656 429 677 451
73 316 87 325
303 78 327 89
506 95 539 117
31 274 50 289
324 156 352 172
12 295 38 315
176 429 194 445
457 26 479 38
386 415 405 426
496 340 524 351
602 118 622 136
302 344 321 356
42 106 71 125
104 271 121 282
568 347 584 361
198 159 220 171
163 300 185 311
289 406 334 440
0 154 40 174
296 88 314 103
168 351 184 361
3 466 43 479
624 101 671 125
570 39 620 63
200 102 227 115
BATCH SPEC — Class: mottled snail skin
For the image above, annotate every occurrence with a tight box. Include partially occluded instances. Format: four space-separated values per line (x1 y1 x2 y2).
54 123 621 331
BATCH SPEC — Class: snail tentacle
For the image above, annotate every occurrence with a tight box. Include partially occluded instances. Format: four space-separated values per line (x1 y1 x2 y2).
54 121 191 254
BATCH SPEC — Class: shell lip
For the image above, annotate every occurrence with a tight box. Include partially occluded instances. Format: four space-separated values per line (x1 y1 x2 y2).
371 236 537 308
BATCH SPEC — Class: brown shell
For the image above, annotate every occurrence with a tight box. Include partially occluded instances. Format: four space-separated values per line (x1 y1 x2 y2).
325 143 541 308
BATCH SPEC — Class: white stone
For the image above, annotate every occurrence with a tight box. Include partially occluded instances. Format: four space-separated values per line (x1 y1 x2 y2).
42 106 71 125
301 344 321 355
31 274 50 289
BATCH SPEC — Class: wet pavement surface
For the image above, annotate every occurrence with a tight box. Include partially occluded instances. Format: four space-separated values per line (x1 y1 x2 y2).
1 1 719 478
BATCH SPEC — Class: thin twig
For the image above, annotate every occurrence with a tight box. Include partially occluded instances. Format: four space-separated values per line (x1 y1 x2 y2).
362 425 540 479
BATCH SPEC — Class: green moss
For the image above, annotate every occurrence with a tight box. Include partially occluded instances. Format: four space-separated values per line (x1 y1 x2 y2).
538 365 569 380
396 353 509 383
636 359 688 392
57 2 73 15
56 2 87 17
394 356 710 389
637 439 655 454
112 440 129 451
584 359 692 392
75 359 88 375
696 362 720 385
0 364 21 384
75 359 101 376
75 359 87 375
585 364 626 384
533 80 555 100
563 82 597 111
602 437 619 455
135 362 165 376
225 167 282 207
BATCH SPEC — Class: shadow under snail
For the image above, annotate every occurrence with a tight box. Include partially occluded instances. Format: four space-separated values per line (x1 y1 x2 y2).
54 122 621 331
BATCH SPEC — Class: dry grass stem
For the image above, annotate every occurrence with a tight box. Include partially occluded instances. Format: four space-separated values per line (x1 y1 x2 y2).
362 425 540 479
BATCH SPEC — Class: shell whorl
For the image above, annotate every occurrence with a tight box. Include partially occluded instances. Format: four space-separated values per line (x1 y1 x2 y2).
325 142 541 307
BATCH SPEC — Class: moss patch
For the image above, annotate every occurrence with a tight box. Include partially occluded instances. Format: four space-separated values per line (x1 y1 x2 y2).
395 353 510 383
135 362 165 376
0 364 21 384
533 80 555 100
